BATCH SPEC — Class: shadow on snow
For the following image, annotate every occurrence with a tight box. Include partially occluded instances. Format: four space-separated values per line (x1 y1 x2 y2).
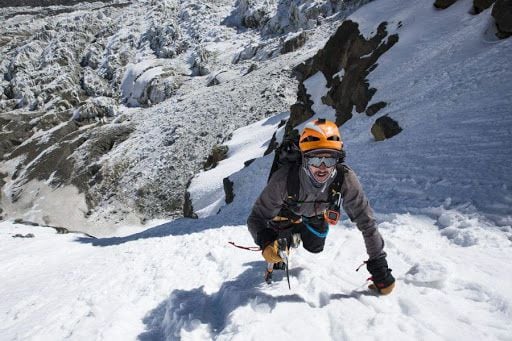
137 261 377 340
75 212 245 247
137 261 305 340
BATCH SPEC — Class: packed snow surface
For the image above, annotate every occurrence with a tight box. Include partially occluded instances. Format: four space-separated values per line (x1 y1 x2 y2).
2 209 512 340
2 0 512 340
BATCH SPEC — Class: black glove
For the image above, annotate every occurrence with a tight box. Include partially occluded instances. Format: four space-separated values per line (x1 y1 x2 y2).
367 256 395 295
256 228 277 249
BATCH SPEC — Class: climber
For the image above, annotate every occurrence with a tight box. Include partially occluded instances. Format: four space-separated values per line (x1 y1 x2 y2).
247 118 395 294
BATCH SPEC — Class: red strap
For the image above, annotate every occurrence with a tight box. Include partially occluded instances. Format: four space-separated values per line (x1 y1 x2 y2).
228 241 261 251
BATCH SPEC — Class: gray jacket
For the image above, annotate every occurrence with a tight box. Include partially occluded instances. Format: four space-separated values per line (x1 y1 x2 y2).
247 164 385 260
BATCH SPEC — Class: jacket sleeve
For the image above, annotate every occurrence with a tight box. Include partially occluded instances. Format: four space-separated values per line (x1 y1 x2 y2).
247 166 288 246
341 166 385 260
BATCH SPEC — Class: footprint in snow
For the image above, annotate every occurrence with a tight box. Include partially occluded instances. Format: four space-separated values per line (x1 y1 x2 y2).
403 262 448 289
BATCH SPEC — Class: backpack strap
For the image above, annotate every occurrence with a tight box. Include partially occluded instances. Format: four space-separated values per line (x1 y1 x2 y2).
327 164 348 210
286 163 301 205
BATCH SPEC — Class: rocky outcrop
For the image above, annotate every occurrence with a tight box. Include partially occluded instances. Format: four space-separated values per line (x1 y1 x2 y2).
1 110 134 229
183 179 198 219
371 115 402 141
366 101 387 116
434 0 458 9
473 0 496 13
281 31 307 54
291 20 398 128
492 0 512 38
204 145 229 171
72 97 118 122
223 177 235 204
190 46 211 76
6 121 133 202
1 110 67 160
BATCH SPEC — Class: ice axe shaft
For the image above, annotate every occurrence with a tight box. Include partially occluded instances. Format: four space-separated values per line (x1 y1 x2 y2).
277 238 290 290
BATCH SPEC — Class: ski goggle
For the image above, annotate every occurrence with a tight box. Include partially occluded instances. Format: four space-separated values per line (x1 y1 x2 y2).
305 156 338 168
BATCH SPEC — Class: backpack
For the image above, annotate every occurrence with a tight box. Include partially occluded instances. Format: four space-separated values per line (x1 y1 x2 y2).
268 129 347 225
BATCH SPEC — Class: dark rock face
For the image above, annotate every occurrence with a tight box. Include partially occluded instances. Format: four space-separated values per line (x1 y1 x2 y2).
223 177 235 204
287 96 313 129
473 0 496 13
292 20 398 128
183 179 198 219
371 115 402 141
434 0 458 9
366 101 387 116
492 0 512 38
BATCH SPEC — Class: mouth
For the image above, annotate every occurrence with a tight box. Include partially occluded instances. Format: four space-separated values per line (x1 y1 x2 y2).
313 170 331 182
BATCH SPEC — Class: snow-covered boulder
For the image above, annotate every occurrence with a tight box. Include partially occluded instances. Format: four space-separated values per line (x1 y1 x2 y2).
232 42 265 63
206 70 239 87
72 97 118 122
121 62 179 107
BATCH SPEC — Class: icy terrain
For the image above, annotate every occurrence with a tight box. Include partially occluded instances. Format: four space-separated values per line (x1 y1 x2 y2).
1 0 512 340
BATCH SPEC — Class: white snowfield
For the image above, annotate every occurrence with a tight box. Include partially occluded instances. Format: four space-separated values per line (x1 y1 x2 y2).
1 210 512 340
2 0 512 340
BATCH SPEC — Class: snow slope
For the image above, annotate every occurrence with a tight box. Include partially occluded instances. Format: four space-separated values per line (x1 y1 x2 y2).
1 0 512 340
190 0 512 225
1 207 511 340
343 0 512 221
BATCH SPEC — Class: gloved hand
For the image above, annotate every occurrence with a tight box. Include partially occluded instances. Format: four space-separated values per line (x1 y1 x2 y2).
262 240 284 263
366 256 395 295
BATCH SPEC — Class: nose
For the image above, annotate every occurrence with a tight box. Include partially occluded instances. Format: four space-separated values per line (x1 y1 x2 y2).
318 163 328 170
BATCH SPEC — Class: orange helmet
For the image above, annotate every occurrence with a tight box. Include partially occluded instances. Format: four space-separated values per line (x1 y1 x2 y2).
299 118 343 153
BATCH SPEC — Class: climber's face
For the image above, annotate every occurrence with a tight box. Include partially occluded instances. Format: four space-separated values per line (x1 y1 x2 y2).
304 152 337 184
